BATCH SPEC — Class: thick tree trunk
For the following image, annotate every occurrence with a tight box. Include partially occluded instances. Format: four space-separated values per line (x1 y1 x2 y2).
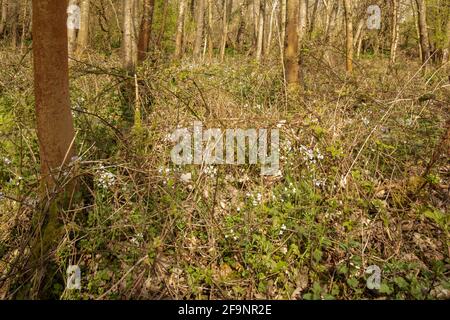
390 0 400 64
193 0 205 59
255 0 265 61
415 0 430 64
175 0 187 59
284 0 300 88
343 0 353 73
123 0 137 73
137 0 155 62
33 0 76 185
76 0 90 56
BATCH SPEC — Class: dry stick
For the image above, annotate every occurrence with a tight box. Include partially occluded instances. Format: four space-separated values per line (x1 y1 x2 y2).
340 54 436 189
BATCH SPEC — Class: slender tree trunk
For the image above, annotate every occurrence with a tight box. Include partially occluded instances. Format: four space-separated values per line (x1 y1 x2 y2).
280 0 286 46
20 2 27 53
284 0 300 88
390 0 400 64
356 29 364 58
208 0 214 61
323 0 333 40
415 0 430 64
220 0 229 62
353 18 364 48
9 0 18 49
309 0 319 37
442 18 450 65
0 0 7 36
76 0 90 56
193 0 205 59
175 0 187 59
343 0 353 73
298 0 307 43
266 0 278 52
410 0 422 61
123 0 137 73
255 0 265 61
156 0 169 49
67 0 79 57
137 0 155 62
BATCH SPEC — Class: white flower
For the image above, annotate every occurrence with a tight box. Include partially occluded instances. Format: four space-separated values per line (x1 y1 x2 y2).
3 157 11 165
362 117 370 125
281 246 288 255
96 167 116 189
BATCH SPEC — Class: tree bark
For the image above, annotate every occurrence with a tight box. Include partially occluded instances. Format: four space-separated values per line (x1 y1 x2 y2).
298 0 307 43
255 0 265 61
0 0 7 36
284 0 300 88
175 0 187 59
76 0 90 56
123 0 137 73
207 0 214 61
137 0 155 62
220 0 229 62
390 0 400 64
33 0 76 186
67 0 79 57
415 0 430 64
343 0 353 73
193 0 205 59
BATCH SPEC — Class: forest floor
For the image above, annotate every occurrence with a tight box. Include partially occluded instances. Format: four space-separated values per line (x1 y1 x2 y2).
0 47 449 299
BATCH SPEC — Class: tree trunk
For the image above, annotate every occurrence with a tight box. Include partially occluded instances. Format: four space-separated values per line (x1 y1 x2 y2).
33 0 76 185
415 0 430 64
123 0 137 73
442 18 450 65
284 0 300 88
266 0 278 52
9 0 18 48
343 0 353 73
255 0 265 61
309 0 319 37
67 0 79 57
0 0 7 36
280 0 286 46
220 0 229 62
155 0 169 49
193 0 205 59
137 0 155 62
175 0 187 59
76 0 90 56
208 0 214 61
390 0 400 64
298 0 307 43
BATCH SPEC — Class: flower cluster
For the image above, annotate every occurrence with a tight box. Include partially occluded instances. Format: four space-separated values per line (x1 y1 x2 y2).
96 165 116 189
299 145 324 164
246 192 262 206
